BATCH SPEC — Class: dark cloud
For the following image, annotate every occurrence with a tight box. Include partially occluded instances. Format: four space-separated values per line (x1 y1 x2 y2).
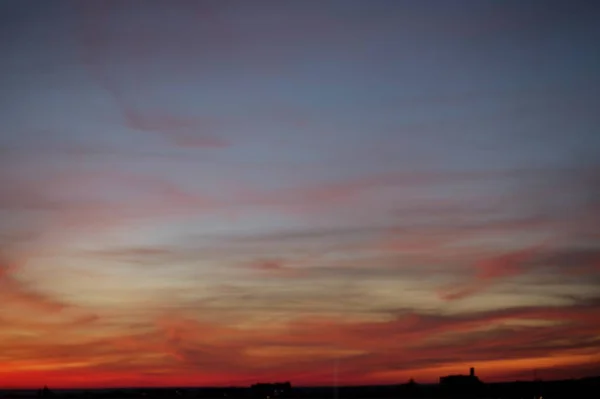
534 247 600 276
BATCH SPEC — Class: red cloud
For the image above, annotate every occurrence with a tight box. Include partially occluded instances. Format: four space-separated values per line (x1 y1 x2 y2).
247 259 309 278
439 242 553 301
2 299 600 388
475 249 535 280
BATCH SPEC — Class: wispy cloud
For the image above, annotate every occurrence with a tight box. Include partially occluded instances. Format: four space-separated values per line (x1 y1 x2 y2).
439 242 550 301
0 257 67 313
0 169 220 240
2 0 599 388
246 258 309 279
0 254 99 334
122 107 232 149
76 1 232 150
5 298 599 387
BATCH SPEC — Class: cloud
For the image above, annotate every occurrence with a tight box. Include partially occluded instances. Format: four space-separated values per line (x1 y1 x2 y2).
246 259 308 279
162 300 600 381
2 0 599 388
75 2 232 150
0 169 220 240
122 107 231 149
0 257 67 313
87 246 181 266
0 176 62 212
534 247 600 276
439 242 552 301
0 141 228 162
439 241 600 302
475 245 547 281
0 255 99 339
234 166 590 216
2 288 600 388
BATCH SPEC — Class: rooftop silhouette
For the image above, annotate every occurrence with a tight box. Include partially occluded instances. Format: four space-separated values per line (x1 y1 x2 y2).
2 374 599 399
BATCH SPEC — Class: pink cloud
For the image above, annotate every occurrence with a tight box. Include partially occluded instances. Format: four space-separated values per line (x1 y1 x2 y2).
76 2 232 150
475 245 544 281
0 169 226 247
122 107 231 148
438 241 558 301
2 298 600 387
247 259 309 278
239 170 513 213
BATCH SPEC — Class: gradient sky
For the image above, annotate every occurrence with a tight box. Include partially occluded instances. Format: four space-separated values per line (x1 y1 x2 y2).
1 0 600 389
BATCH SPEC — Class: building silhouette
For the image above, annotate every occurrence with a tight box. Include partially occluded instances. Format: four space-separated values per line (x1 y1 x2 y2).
439 367 482 397
38 386 55 398
250 382 292 399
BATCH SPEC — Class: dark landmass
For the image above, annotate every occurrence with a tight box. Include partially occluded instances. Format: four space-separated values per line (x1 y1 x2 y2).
1 376 599 399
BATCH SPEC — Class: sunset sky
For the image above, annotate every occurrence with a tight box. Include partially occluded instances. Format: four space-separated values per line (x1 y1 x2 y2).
1 0 600 389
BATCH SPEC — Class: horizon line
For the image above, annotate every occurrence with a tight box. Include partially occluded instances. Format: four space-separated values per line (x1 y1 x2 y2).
2 374 599 391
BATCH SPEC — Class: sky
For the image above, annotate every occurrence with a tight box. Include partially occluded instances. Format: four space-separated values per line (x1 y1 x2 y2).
1 0 600 389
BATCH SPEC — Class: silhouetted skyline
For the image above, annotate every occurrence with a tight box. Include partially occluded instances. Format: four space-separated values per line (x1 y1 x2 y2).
3 375 600 399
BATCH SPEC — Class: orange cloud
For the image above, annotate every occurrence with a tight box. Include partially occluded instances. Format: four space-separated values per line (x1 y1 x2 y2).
1 297 599 388
0 258 68 314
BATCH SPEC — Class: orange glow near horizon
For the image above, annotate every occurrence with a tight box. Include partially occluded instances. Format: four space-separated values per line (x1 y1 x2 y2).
1 295 600 388
2 352 600 389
